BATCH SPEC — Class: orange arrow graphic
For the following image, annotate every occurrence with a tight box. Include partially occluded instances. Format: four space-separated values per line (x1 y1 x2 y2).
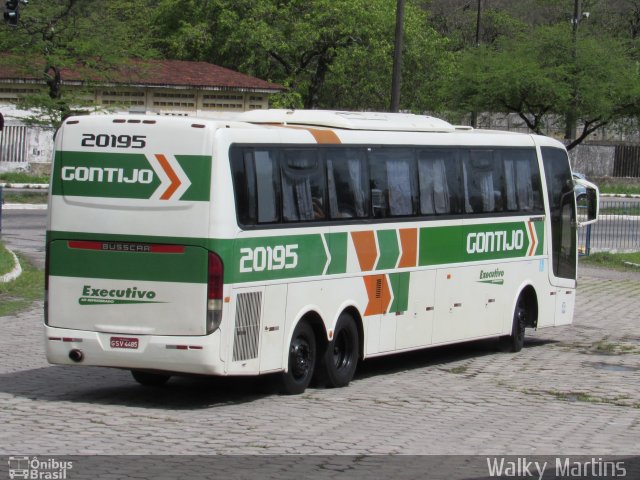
155 154 181 200
527 221 537 256
363 274 392 316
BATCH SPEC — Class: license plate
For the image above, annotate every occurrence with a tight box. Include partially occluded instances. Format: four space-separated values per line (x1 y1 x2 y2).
110 337 139 349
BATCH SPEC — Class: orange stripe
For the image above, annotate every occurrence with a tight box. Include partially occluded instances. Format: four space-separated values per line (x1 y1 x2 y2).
351 231 377 271
266 124 341 144
527 221 536 256
155 154 181 200
363 274 391 316
398 228 418 268
307 128 341 144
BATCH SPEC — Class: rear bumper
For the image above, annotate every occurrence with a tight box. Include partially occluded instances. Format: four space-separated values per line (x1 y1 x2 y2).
45 326 226 375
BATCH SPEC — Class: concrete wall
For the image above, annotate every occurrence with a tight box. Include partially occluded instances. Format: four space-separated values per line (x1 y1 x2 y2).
568 144 615 177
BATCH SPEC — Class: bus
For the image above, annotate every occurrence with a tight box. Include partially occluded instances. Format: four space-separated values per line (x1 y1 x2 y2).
45 110 599 394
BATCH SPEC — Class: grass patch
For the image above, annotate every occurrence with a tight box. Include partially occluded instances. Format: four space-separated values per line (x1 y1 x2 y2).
580 252 640 271
3 191 48 204
0 249 44 317
0 172 49 184
599 184 640 196
0 242 16 276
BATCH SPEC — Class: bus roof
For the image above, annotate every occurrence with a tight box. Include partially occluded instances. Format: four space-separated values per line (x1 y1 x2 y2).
235 109 456 133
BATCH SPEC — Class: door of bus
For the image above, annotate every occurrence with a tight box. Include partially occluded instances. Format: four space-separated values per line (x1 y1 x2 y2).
540 146 577 326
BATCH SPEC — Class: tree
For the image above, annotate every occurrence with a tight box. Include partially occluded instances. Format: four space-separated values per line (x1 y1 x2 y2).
0 0 157 128
442 21 640 149
152 0 452 112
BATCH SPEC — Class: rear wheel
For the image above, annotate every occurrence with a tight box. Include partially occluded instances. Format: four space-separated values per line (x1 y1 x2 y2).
317 313 359 388
131 370 171 386
281 321 316 395
499 296 527 353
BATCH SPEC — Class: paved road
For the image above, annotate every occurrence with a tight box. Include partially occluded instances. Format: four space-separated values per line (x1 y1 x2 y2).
0 209 46 269
0 209 639 462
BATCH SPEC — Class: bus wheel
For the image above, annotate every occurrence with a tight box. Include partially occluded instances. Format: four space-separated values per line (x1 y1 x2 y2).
281 321 316 395
499 296 527 353
131 370 171 386
318 313 359 388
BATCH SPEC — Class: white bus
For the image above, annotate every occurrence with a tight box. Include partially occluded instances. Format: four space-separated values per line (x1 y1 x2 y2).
45 110 599 394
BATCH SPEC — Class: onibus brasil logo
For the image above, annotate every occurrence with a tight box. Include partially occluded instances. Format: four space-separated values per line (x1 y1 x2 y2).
79 285 163 306
8 456 73 479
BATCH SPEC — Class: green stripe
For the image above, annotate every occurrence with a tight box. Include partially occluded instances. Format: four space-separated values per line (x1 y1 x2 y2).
48 219 546 285
375 230 400 270
175 155 211 201
51 151 211 201
324 232 348 275
49 240 208 283
388 272 410 313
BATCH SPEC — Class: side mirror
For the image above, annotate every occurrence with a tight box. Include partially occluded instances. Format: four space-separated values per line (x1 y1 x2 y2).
574 177 599 227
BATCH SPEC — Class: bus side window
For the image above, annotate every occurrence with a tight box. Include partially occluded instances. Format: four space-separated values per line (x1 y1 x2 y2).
463 150 505 214
231 148 281 225
369 148 417 218
418 150 454 215
326 149 368 219
281 149 326 222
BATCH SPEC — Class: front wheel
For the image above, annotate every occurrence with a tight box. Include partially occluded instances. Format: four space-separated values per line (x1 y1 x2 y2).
499 296 527 353
131 370 171 386
281 321 316 395
316 313 359 388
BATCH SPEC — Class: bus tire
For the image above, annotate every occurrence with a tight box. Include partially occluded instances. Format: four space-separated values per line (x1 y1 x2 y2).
281 321 316 395
131 370 171 386
499 296 527 353
317 312 359 388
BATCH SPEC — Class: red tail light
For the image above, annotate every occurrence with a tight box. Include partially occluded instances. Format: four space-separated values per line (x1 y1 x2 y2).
44 243 50 325
207 252 223 334
207 252 223 300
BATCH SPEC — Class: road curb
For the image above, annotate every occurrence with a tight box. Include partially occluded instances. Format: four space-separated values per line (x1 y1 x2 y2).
0 245 22 283
2 203 48 210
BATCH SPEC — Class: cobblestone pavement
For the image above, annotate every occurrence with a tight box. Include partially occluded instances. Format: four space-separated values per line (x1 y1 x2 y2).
0 212 639 456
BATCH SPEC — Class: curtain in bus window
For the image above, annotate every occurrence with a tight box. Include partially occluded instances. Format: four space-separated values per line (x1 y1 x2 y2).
464 150 501 213
326 149 367 219
515 157 533 210
504 151 536 212
348 157 366 217
387 156 415 216
504 156 517 210
281 150 325 222
254 150 278 223
418 155 450 214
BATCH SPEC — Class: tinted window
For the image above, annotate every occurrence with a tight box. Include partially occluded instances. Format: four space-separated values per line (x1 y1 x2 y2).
230 148 280 224
541 146 576 279
281 149 326 222
417 149 462 215
369 148 418 218
326 148 369 219
230 145 545 227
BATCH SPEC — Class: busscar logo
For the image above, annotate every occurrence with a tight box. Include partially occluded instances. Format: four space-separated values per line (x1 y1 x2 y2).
79 285 163 306
8 457 73 480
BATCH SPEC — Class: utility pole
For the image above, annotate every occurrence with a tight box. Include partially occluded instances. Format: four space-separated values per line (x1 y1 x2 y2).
471 0 482 128
390 0 405 112
565 0 581 141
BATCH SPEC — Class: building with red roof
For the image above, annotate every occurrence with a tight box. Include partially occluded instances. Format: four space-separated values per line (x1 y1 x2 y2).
0 58 284 116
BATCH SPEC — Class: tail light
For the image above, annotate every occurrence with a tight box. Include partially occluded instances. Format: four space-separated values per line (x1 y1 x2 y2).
207 252 223 334
44 243 50 325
